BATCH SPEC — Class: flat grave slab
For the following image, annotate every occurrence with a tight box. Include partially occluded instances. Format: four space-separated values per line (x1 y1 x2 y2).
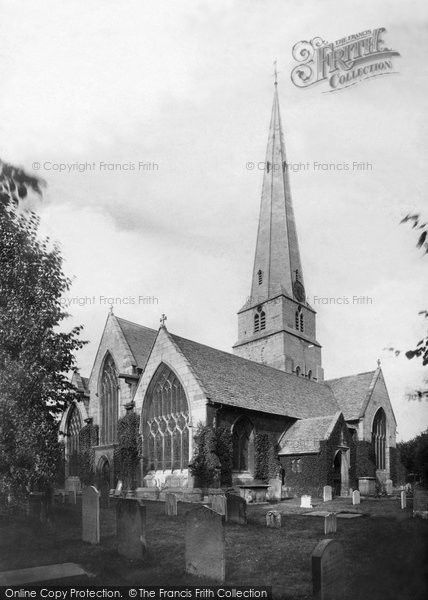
304 511 331 517
336 513 362 519
0 563 88 586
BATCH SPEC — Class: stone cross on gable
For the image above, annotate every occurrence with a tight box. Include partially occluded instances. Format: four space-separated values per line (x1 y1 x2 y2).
160 313 167 327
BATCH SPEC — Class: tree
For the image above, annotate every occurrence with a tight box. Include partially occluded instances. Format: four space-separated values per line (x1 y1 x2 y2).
398 429 428 485
0 159 86 502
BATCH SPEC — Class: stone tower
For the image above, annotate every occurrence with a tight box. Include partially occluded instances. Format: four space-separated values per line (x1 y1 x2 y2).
233 81 323 381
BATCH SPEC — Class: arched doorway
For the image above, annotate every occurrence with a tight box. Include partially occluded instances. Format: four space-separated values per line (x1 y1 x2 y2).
333 449 350 497
96 456 111 508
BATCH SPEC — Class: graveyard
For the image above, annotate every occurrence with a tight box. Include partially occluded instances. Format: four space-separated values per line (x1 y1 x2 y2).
1 491 427 599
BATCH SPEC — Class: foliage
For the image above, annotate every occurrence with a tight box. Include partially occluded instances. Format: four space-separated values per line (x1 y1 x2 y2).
254 433 280 482
116 411 140 490
0 159 86 501
78 423 99 485
398 429 428 485
189 423 232 488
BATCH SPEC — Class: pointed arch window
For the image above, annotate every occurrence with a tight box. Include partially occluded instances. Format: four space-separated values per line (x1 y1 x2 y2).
232 417 254 471
299 313 304 332
372 408 386 469
260 310 266 330
66 404 82 476
143 364 190 472
307 370 312 380
295 366 301 377
257 270 263 285
100 354 119 444
295 310 304 332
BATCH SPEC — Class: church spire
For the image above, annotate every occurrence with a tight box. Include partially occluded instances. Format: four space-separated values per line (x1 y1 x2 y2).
250 81 304 305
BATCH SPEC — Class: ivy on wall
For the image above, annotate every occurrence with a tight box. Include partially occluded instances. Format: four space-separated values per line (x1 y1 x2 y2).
254 433 281 482
78 423 99 485
189 423 232 488
116 411 140 491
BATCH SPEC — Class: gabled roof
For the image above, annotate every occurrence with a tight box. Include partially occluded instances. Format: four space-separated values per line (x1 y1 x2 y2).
71 372 90 396
170 333 339 419
278 412 341 455
326 370 377 421
115 317 157 369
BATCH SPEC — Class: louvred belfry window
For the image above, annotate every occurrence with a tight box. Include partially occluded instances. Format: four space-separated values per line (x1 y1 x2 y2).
67 404 82 476
143 364 190 471
100 353 119 444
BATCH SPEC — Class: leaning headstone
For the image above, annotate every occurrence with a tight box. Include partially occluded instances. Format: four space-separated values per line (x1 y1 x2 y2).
385 479 393 496
352 490 360 505
312 539 345 600
225 493 246 525
82 486 100 544
301 495 312 508
266 510 281 528
323 486 332 502
116 499 146 560
165 493 178 516
324 513 337 535
185 505 225 582
212 494 227 516
114 480 123 497
401 490 407 510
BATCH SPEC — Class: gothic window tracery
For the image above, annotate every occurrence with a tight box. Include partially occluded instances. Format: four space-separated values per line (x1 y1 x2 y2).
232 417 253 471
67 404 81 476
372 408 386 469
100 353 119 444
143 364 190 471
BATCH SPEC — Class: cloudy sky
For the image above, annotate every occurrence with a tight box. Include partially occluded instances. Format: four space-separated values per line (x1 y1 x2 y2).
1 0 427 440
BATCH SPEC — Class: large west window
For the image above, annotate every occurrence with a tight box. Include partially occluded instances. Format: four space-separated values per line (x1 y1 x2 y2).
372 408 386 470
100 353 119 444
66 404 81 476
143 364 190 471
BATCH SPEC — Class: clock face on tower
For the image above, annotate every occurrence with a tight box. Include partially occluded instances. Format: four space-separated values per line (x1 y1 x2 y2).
293 280 306 303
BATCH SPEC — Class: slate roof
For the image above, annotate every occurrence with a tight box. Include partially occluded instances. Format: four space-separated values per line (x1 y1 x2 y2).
170 333 339 419
116 317 157 369
72 372 90 396
326 370 377 420
278 413 340 455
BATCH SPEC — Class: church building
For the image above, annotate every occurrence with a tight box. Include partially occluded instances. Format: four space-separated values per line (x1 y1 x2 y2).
60 80 398 500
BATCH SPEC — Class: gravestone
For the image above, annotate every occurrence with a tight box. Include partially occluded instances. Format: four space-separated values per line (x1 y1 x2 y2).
28 493 43 521
0 563 89 586
301 495 312 508
413 486 428 518
266 510 281 528
114 480 123 497
385 479 393 496
116 499 147 560
401 490 406 510
312 539 345 600
165 493 178 516
68 490 77 505
212 494 227 516
226 493 246 525
267 479 282 501
82 486 100 544
324 513 337 535
352 490 360 505
323 486 332 502
185 505 225 582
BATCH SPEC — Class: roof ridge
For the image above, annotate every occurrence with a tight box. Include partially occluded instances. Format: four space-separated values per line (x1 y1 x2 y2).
171 332 328 386
115 316 157 334
326 369 376 382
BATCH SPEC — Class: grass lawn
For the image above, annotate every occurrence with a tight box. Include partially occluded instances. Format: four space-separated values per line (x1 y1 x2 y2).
0 497 427 600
